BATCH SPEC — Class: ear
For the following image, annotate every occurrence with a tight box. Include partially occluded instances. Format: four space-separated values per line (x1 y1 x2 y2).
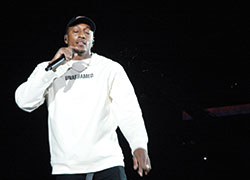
64 34 68 44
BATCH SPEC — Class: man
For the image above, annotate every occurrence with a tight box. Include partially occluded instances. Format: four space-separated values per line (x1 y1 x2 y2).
15 16 151 180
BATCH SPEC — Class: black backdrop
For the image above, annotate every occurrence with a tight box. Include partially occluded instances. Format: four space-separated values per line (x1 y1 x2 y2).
1 1 250 179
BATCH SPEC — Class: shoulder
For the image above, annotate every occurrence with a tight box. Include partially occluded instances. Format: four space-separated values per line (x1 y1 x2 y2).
92 53 124 71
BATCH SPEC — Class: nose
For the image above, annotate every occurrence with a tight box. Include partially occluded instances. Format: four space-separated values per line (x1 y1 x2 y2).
78 31 85 39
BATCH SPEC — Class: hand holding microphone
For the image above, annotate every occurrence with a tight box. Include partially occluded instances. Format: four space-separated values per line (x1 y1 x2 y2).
45 47 75 71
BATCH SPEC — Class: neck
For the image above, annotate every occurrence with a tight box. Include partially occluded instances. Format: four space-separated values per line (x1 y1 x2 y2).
73 50 92 60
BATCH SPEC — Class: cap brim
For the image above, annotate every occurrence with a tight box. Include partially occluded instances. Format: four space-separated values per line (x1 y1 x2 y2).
66 16 96 33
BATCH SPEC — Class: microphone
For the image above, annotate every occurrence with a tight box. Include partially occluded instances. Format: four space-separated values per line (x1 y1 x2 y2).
45 54 66 71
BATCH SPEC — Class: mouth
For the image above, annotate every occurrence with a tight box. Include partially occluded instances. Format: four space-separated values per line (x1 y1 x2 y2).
76 40 87 47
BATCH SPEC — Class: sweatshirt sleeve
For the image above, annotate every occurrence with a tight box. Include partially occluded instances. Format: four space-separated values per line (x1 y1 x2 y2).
15 62 70 112
109 64 148 154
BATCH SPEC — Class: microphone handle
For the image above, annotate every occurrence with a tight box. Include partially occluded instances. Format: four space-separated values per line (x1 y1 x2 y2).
45 55 66 71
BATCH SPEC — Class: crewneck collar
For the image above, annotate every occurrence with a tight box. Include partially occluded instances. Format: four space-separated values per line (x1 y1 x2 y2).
69 53 95 65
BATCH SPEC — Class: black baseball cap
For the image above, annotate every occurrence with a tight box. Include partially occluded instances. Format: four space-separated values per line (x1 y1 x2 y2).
65 16 96 34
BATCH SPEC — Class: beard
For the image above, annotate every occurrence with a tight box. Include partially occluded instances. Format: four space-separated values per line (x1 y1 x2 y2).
73 42 93 57
74 48 86 56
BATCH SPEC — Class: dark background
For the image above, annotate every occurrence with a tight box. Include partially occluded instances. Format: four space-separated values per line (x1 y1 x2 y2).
1 1 250 179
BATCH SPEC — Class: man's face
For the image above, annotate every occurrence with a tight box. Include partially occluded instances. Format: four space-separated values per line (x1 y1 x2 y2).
65 23 94 55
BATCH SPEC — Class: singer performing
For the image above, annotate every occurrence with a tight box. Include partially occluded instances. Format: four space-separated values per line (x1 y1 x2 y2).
15 16 151 180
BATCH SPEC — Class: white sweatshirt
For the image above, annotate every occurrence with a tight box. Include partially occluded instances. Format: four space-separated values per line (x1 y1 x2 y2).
15 53 148 174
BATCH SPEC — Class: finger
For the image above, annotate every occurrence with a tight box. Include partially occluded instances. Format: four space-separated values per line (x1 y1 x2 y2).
133 156 143 176
68 46 79 57
144 158 152 175
133 156 138 170
50 47 69 63
50 52 64 63
137 155 145 177
144 165 151 175
64 48 74 61
138 166 143 177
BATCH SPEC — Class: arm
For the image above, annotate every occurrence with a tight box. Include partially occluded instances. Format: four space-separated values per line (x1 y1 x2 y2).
15 47 74 112
15 62 70 112
109 64 151 176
